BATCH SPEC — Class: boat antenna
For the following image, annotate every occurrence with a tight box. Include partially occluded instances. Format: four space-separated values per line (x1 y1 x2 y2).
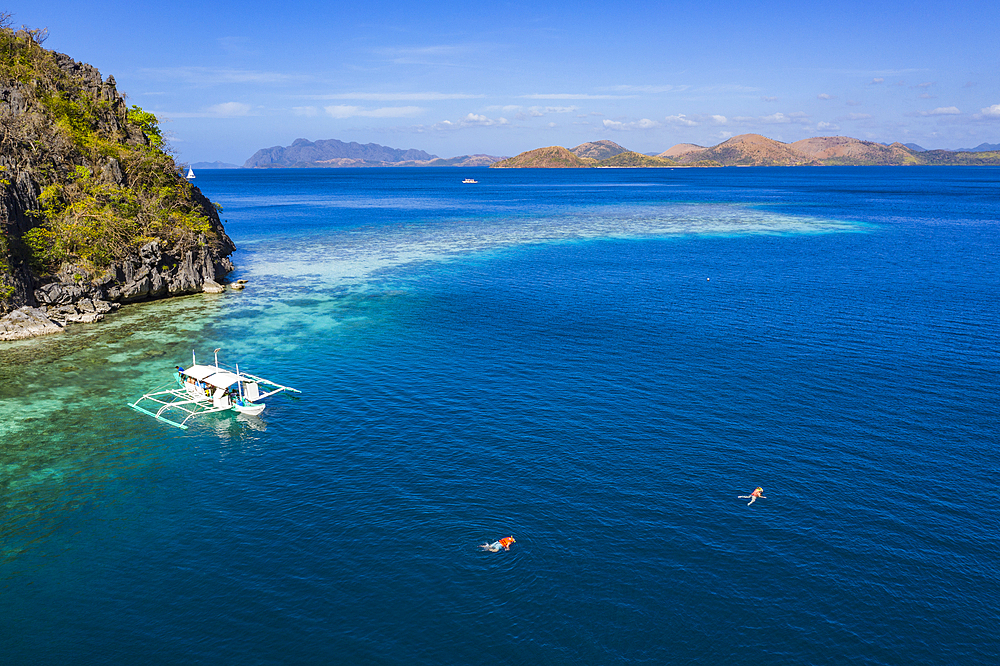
214 348 221 368
192 349 196 366
237 363 244 402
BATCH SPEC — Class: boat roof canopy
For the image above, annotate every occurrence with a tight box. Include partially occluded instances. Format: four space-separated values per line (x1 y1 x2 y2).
181 365 247 389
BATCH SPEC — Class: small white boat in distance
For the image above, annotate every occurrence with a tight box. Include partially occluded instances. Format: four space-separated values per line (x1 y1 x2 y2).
129 349 299 429
186 167 195 179
462 178 478 183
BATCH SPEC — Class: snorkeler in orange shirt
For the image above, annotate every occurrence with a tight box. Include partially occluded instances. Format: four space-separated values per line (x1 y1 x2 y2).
481 536 516 552
738 487 766 506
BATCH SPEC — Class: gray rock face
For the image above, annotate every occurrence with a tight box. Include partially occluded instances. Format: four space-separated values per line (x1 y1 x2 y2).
0 306 63 340
31 240 234 307
6 236 236 339
0 299 121 340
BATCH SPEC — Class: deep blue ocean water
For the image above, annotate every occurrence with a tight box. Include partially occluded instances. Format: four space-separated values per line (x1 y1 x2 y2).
1 166 998 664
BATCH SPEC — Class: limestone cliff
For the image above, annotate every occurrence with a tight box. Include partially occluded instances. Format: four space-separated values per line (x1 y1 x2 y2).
0 27 235 340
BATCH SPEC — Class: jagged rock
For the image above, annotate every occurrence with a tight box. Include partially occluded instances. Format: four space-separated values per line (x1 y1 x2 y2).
92 299 116 314
202 279 225 294
34 282 85 306
34 282 65 305
149 270 167 298
47 304 79 321
120 275 151 302
64 310 103 324
139 241 160 261
0 306 63 340
170 249 203 294
100 158 124 186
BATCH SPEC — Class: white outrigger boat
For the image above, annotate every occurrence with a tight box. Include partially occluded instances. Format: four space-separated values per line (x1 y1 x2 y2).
129 349 300 429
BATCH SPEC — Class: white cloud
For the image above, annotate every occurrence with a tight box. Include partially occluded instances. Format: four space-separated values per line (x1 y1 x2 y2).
664 114 698 126
603 118 660 131
521 93 627 100
430 113 510 130
292 106 319 117
324 105 424 118
142 66 306 85
157 102 254 118
817 121 840 131
817 93 834 100
517 105 580 119
710 115 728 124
761 112 794 124
599 84 690 93
207 102 252 117
461 112 508 126
845 113 872 120
761 96 778 102
378 44 474 66
918 107 960 116
870 77 884 84
308 92 485 101
727 111 808 127
977 104 1000 117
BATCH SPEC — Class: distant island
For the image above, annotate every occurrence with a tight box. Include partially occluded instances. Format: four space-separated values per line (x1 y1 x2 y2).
190 161 241 170
242 138 505 168
490 135 1000 168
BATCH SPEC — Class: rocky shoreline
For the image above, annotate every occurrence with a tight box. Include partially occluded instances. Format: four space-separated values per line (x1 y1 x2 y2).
0 239 234 341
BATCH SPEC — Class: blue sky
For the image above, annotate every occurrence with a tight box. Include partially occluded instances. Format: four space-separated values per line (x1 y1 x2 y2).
9 1 1000 163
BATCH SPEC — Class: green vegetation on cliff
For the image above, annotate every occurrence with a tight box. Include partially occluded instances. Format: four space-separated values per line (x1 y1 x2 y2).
0 26 222 282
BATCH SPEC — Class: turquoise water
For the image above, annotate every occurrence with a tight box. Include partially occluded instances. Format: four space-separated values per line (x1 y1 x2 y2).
2 167 998 663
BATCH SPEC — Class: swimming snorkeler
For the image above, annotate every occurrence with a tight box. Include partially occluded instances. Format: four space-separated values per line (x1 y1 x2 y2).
480 536 516 552
738 487 766 506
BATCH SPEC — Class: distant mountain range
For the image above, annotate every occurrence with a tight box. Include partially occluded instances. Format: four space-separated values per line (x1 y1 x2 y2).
190 161 241 170
242 138 505 168
895 142 999 153
961 142 1000 152
491 134 1000 168
207 136 999 170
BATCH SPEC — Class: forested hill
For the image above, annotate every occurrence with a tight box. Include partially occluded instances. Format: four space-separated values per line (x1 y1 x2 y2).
0 24 235 339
